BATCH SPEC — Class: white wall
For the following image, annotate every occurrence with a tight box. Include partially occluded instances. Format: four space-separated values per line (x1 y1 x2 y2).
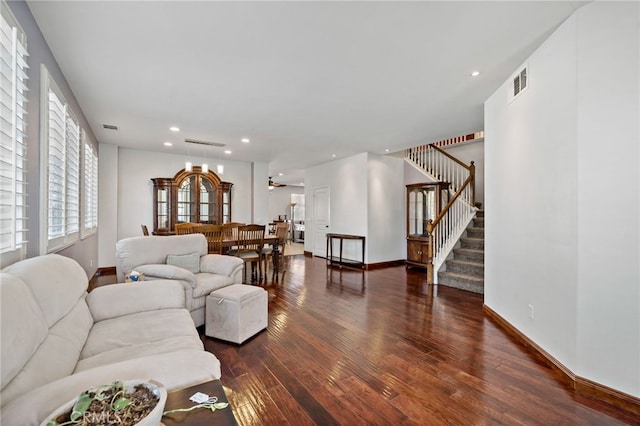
574 1 639 396
305 153 404 263
251 162 269 225
98 144 118 267
268 186 304 223
367 154 405 263
305 153 368 260
404 161 436 185
485 1 639 397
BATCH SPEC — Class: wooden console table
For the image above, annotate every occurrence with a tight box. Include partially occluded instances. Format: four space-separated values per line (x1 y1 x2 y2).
326 233 365 269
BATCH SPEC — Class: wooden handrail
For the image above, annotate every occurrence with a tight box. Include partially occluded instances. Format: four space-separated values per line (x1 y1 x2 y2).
428 144 472 170
429 174 473 230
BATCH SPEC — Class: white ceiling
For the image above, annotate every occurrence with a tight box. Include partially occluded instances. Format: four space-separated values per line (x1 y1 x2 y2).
27 1 584 185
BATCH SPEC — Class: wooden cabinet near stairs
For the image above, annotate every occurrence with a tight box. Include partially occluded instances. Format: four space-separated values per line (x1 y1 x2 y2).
406 182 449 269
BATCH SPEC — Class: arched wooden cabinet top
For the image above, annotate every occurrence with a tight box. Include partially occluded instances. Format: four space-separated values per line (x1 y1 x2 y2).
151 166 233 235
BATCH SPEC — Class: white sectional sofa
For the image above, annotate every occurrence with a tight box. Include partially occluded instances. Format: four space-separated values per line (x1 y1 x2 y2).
0 254 221 426
115 234 245 327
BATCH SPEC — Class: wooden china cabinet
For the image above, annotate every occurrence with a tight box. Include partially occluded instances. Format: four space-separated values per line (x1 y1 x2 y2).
151 166 232 235
406 182 450 269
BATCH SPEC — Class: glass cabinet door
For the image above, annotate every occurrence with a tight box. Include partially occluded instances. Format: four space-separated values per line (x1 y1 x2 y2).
408 186 436 237
220 182 232 224
177 176 196 223
157 186 169 230
199 177 216 224
151 178 175 234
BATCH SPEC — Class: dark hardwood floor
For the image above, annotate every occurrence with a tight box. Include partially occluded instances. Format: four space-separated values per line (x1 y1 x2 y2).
202 255 639 425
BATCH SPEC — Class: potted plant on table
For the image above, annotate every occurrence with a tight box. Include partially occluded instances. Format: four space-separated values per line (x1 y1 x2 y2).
43 380 166 426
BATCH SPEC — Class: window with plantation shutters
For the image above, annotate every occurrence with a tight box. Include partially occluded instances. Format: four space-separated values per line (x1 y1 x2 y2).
0 3 28 259
82 131 98 238
41 66 81 252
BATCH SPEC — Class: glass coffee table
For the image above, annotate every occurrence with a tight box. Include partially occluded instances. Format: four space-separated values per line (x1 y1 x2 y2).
161 380 238 425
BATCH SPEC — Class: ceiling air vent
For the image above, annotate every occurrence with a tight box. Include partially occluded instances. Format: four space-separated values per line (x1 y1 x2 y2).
184 138 225 147
103 124 118 130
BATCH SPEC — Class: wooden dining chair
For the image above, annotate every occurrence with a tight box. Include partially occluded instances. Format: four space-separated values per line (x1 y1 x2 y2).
235 224 265 284
222 222 245 254
175 222 195 235
141 224 149 236
197 224 225 254
262 222 288 281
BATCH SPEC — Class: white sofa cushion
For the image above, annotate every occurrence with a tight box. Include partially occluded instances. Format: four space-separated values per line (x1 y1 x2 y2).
80 308 197 359
0 274 48 389
167 251 201 273
134 264 196 287
2 254 87 327
192 273 235 298
86 280 186 322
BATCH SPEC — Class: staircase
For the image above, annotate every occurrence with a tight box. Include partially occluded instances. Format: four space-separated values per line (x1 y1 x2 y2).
438 211 484 294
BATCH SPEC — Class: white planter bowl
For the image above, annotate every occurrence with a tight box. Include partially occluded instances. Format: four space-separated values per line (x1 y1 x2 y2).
41 379 167 426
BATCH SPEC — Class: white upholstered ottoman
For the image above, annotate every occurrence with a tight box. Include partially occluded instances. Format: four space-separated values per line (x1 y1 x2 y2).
205 284 268 344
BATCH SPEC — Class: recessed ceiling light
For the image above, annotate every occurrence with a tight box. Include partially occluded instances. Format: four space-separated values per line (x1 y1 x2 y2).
163 142 173 147
224 150 232 154
278 173 283 176
385 149 390 152
471 71 480 77
332 154 336 158
170 126 180 132
241 138 250 143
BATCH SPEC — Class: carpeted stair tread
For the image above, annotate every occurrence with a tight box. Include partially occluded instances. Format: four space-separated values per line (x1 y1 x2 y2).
460 237 484 250
446 259 484 276
453 248 484 261
466 227 485 238
439 271 484 294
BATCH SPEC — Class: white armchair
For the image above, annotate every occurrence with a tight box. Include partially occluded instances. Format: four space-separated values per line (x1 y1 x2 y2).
116 234 244 326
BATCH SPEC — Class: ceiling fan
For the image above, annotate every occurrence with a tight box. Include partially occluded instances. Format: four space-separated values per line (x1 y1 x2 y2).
268 177 287 189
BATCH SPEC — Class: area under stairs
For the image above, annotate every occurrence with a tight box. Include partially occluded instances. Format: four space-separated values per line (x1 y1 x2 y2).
438 210 484 294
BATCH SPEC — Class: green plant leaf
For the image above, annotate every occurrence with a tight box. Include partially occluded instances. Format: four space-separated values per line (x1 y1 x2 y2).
71 393 92 421
112 397 132 411
46 421 59 426
213 402 229 410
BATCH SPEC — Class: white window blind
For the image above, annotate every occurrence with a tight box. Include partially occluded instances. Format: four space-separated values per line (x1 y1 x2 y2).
0 3 28 256
82 131 98 238
65 110 80 234
42 66 80 252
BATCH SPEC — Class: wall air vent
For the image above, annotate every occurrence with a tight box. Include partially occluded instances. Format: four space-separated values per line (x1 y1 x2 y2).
184 138 225 147
510 65 528 102
102 124 118 130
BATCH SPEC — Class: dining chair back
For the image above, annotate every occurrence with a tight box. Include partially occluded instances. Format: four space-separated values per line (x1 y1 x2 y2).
262 222 289 279
222 222 244 241
175 222 201 235
235 224 265 283
197 224 225 254
275 222 288 247
141 224 149 236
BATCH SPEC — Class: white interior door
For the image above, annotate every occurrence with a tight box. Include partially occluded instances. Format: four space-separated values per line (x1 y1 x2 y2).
313 186 330 257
